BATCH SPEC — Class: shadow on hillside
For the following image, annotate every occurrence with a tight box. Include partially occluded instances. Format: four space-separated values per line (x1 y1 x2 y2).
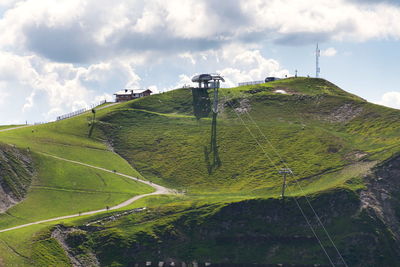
88 121 95 138
191 88 221 174
87 109 96 138
204 112 221 174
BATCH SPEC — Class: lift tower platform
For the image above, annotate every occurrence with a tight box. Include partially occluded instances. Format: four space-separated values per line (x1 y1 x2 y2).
191 74 225 113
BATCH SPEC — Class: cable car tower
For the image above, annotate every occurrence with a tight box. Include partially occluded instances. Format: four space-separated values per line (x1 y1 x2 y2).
191 74 225 114
191 74 225 173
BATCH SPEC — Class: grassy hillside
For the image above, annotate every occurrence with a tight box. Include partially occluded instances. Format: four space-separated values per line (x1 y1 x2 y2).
97 78 399 197
2 77 400 266
58 188 400 266
70 77 399 265
0 104 154 265
0 125 23 130
0 109 154 226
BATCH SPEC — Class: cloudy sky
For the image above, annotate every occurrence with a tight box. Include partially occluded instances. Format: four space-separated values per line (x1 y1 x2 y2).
0 0 400 124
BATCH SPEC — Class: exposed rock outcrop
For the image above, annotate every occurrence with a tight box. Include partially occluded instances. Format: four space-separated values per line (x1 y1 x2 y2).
328 103 363 123
360 154 400 248
52 225 99 267
0 143 34 212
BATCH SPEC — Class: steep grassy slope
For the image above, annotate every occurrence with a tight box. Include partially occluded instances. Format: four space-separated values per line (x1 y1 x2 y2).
97 78 399 196
2 77 400 266
0 125 23 130
61 77 399 266
0 106 153 224
0 105 154 265
0 153 151 230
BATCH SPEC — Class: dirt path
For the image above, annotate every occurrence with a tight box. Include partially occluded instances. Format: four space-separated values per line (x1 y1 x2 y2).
0 125 31 133
94 102 120 111
0 153 174 233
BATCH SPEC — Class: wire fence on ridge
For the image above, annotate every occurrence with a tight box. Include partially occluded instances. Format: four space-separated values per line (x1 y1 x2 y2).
56 100 107 121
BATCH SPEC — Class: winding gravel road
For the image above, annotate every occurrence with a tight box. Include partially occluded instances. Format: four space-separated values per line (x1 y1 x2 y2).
0 153 174 233
0 102 172 233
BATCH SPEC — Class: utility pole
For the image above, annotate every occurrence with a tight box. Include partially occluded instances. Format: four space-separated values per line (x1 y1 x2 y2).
279 168 292 199
316 43 320 78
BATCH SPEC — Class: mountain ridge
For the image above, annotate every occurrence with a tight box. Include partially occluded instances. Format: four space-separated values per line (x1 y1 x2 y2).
1 77 400 266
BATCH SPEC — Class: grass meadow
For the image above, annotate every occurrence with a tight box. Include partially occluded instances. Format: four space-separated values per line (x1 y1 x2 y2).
1 78 400 265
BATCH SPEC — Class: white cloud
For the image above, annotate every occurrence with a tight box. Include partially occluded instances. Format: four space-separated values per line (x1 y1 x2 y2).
2 0 400 63
174 45 290 88
170 74 193 90
2 0 400 123
0 84 9 105
321 47 337 57
179 53 196 65
217 45 289 87
377 91 400 109
147 85 159 94
0 52 143 123
0 0 15 7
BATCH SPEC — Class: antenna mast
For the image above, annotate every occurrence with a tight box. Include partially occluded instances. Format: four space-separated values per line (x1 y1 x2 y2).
316 43 320 78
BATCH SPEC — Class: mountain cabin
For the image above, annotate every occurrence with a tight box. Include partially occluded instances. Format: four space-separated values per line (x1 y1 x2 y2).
114 89 152 102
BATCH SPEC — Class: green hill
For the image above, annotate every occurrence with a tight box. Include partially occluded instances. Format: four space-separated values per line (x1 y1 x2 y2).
0 104 154 266
59 77 400 266
1 77 400 266
97 77 398 196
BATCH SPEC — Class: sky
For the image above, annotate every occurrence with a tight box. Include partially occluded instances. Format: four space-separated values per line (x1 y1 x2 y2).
0 0 400 124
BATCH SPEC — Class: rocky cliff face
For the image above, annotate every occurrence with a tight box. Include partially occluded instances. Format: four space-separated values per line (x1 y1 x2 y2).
0 143 34 212
361 154 400 251
54 187 399 266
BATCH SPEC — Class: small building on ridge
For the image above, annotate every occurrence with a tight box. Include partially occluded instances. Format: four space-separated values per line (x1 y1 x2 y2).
114 89 152 102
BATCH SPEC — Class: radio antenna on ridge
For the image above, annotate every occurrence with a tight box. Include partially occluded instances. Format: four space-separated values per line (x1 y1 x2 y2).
316 43 321 78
